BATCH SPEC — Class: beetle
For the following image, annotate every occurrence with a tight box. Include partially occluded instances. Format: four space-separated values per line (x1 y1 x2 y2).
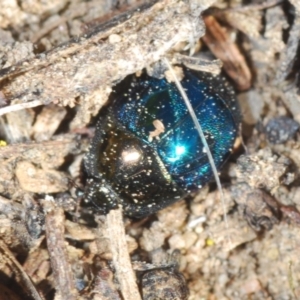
83 66 240 218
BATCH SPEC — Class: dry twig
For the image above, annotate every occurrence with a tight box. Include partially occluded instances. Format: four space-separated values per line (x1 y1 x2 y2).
105 208 142 300
0 0 214 125
0 240 44 300
202 15 252 90
43 197 79 300
0 100 44 117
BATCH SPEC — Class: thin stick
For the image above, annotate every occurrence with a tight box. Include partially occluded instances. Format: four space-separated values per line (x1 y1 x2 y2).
0 240 44 300
163 58 232 248
0 100 44 116
106 208 142 300
43 197 78 300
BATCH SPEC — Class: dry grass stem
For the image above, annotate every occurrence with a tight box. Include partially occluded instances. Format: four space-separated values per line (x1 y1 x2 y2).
105 208 142 300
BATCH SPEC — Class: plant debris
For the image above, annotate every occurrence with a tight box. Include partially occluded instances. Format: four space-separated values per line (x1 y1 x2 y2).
1 0 300 299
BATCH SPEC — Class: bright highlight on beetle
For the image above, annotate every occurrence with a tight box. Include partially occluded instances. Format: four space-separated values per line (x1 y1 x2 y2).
83 67 240 218
167 145 186 162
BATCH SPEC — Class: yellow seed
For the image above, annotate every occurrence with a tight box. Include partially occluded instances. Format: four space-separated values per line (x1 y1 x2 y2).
0 140 7 147
206 238 214 246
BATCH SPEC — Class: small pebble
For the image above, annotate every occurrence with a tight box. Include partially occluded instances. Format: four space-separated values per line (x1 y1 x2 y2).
265 116 299 144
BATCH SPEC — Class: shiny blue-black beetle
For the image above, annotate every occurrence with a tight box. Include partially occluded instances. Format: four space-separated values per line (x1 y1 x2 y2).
83 67 240 218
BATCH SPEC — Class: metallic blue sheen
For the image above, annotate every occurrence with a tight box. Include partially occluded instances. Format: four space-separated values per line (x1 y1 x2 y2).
83 67 240 217
114 69 239 191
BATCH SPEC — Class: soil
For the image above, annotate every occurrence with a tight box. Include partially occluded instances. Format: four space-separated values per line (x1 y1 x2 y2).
0 0 300 299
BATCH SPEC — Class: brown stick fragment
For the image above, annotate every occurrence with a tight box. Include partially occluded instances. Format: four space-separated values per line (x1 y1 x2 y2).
91 268 122 300
0 135 81 159
105 208 142 300
0 240 44 300
43 197 78 300
0 0 213 125
202 15 252 91
174 54 223 74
